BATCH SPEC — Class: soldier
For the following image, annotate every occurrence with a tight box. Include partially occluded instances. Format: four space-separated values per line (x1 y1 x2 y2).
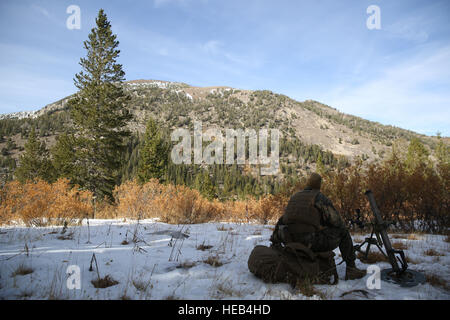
270 172 366 280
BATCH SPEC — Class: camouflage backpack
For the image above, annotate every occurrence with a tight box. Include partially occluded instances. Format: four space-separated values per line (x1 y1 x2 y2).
248 243 338 287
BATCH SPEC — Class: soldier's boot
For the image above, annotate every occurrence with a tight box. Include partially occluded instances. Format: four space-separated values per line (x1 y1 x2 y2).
345 261 366 280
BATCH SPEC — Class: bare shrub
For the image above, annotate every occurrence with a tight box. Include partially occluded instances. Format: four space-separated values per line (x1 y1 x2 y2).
91 275 119 288
203 255 223 267
319 147 450 234
132 279 152 292
196 242 213 251
113 180 223 224
11 264 34 277
424 249 444 257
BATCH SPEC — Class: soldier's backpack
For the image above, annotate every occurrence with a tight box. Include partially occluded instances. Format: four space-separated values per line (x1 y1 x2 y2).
247 243 338 287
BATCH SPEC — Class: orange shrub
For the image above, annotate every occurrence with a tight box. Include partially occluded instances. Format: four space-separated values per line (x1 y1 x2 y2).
2 150 447 232
320 151 449 233
113 179 163 219
113 180 225 224
112 180 286 225
0 179 93 226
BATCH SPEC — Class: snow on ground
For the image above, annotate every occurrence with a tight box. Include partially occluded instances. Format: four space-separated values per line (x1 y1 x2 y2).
0 219 448 300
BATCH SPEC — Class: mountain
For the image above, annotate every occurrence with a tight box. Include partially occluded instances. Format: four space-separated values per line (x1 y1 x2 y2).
0 79 447 182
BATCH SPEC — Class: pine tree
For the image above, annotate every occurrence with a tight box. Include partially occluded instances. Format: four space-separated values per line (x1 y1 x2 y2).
316 152 325 175
435 133 449 166
67 9 132 199
51 132 77 181
15 127 53 183
405 137 430 171
137 118 169 183
193 170 215 199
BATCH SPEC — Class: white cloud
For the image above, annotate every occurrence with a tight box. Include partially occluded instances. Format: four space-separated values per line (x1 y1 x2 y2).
322 45 450 135
31 4 50 18
202 40 222 55
384 16 429 43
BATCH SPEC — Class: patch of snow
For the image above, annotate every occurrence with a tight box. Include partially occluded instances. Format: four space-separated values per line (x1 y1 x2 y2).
0 220 448 300
0 110 39 120
125 80 188 90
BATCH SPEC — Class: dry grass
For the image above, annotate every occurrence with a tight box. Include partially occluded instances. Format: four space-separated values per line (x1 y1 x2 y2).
424 249 444 257
392 242 409 250
407 234 422 240
390 233 423 240
391 234 407 239
176 260 197 269
357 251 388 264
426 274 450 291
11 264 34 277
91 275 119 288
196 243 213 251
294 277 327 299
212 280 243 298
215 282 235 297
203 255 223 267
358 247 421 265
217 225 232 231
132 279 152 292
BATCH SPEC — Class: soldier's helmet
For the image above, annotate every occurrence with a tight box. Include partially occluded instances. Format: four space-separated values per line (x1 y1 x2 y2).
305 172 322 190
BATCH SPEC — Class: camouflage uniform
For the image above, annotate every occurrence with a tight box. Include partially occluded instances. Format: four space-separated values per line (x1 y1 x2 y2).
271 188 356 264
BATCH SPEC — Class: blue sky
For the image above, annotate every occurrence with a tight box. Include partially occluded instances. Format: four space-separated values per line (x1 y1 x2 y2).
0 0 449 136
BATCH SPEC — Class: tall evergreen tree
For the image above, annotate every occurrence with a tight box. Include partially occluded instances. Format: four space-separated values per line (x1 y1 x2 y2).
405 137 430 171
193 170 215 199
67 9 132 199
137 118 169 183
435 133 450 166
51 132 77 181
316 152 325 175
15 127 53 183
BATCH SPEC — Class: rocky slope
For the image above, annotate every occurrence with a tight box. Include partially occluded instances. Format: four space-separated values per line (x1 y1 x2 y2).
0 79 446 166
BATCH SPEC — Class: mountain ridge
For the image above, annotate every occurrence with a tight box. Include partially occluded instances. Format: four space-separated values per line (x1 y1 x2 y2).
0 79 447 169
1 79 443 137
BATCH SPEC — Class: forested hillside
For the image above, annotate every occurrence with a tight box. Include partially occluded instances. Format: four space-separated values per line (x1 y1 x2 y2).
0 79 447 200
